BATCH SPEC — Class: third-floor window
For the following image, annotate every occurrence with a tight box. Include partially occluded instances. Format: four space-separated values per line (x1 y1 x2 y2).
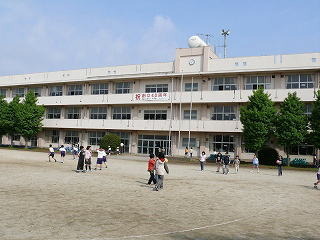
286 74 314 89
28 87 41 97
245 76 271 90
144 110 167 120
49 86 63 96
145 84 168 93
185 82 198 91
0 88 6 97
67 85 83 95
183 110 197 120
13 88 25 97
211 77 237 91
47 107 61 119
211 106 236 120
91 83 108 95
112 106 131 119
90 107 107 119
115 82 132 94
66 107 81 119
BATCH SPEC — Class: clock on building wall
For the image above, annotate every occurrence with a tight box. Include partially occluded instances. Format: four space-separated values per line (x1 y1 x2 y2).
189 58 195 65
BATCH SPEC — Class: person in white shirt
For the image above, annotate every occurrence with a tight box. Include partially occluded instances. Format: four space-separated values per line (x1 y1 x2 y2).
84 146 92 171
72 144 79 160
102 149 108 168
199 151 206 171
189 147 193 158
251 154 260 173
94 148 106 170
59 145 66 163
234 155 240 173
48 144 57 162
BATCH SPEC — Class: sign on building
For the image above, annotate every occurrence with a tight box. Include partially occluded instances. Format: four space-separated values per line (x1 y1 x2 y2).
134 92 169 101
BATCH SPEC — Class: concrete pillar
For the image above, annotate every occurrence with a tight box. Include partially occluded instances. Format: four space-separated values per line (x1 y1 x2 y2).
131 132 138 154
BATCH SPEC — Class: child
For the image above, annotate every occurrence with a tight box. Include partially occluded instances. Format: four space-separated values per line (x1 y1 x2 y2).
184 147 189 157
252 154 260 173
102 149 108 168
276 156 283 176
154 152 168 191
222 152 230 175
72 144 79 160
48 144 57 162
59 145 66 163
314 167 320 189
76 146 85 172
84 146 92 172
216 151 222 172
147 153 157 185
199 151 206 171
234 155 240 173
94 148 105 170
189 147 193 158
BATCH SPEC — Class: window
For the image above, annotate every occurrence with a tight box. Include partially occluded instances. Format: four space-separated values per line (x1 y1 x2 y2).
0 89 6 97
89 131 105 145
65 131 79 144
13 88 25 97
112 106 131 119
210 135 235 152
144 110 167 120
286 74 314 89
28 87 41 97
90 107 107 119
212 77 237 91
47 130 59 143
289 144 314 155
183 110 197 120
46 107 61 119
211 106 236 120
145 84 168 93
245 76 271 90
304 103 313 116
49 86 63 96
66 107 81 119
115 82 132 94
67 85 83 95
91 83 108 95
185 83 198 91
182 138 197 147
112 132 130 152
13 134 21 141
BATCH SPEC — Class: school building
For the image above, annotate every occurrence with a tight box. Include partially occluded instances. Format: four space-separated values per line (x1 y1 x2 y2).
0 45 319 160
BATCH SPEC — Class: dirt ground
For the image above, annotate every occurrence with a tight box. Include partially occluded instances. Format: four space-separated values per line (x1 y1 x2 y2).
0 149 319 240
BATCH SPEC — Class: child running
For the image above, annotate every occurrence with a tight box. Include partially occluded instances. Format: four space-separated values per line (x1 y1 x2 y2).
94 148 105 170
147 153 157 185
314 167 320 189
84 146 92 172
48 144 57 162
59 145 66 163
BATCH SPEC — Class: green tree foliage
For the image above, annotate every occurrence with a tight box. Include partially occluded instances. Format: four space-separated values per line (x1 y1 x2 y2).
240 88 277 154
310 90 320 150
17 91 45 147
7 96 22 145
0 97 10 137
276 92 308 159
100 134 121 151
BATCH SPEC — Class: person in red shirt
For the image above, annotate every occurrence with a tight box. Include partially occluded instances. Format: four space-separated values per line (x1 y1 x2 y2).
147 153 157 185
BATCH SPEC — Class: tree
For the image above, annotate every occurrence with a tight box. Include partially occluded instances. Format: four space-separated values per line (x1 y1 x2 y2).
0 97 10 137
100 134 121 151
17 91 45 147
310 90 320 155
240 88 277 154
7 96 22 146
275 92 308 161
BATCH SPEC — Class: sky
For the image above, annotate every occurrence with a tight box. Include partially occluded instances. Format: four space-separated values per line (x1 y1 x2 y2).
0 0 319 76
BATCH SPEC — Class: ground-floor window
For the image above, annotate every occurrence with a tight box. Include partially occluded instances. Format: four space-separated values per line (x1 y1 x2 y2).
138 135 171 155
89 131 106 146
65 131 79 144
209 134 235 152
289 145 314 155
12 134 21 142
111 132 130 153
182 137 197 148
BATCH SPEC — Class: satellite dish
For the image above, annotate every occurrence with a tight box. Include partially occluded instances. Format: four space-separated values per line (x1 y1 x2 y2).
188 35 208 48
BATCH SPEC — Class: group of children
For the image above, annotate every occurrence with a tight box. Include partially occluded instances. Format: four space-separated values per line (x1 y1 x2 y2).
147 152 169 191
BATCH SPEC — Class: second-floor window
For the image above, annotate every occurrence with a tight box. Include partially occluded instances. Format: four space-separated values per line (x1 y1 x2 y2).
13 88 25 97
185 83 198 91
46 107 61 119
245 76 271 90
211 106 236 120
212 77 237 91
0 88 6 97
112 106 131 119
115 82 132 94
286 74 314 89
183 110 197 120
49 86 63 96
145 84 168 93
67 85 83 95
66 107 81 119
144 110 167 120
90 107 107 119
91 83 108 95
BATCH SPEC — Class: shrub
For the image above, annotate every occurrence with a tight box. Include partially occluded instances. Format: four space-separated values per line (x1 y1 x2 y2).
100 134 121 151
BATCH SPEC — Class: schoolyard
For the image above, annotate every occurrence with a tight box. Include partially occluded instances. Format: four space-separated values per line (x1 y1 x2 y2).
0 149 319 240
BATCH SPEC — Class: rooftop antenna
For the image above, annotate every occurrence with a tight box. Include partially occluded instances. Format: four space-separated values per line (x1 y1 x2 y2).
221 29 230 58
197 33 213 45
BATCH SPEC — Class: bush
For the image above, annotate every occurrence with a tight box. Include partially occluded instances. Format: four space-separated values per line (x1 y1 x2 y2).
289 158 311 168
99 134 121 151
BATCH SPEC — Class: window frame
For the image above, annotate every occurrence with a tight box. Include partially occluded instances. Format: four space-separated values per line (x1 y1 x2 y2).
115 82 132 94
46 107 61 119
91 83 109 95
112 106 131 119
210 134 235 152
49 86 63 96
211 106 236 120
88 131 106 145
183 110 197 120
244 76 271 90
211 77 237 91
286 74 314 89
12 88 25 97
145 84 168 93
64 131 79 144
67 85 83 96
90 107 107 119
144 110 167 120
185 82 199 92
66 107 81 119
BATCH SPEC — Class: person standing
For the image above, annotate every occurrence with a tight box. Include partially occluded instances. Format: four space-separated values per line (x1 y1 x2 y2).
276 156 283 176
72 144 79 160
199 151 206 171
252 154 260 173
313 167 320 189
222 152 230 175
102 149 108 168
216 151 223 172
234 155 240 173
184 147 189 157
313 154 319 168
108 146 112 155
154 152 168 191
76 146 85 172
59 145 66 163
84 146 92 172
94 148 105 170
189 147 193 158
48 144 57 162
147 153 157 185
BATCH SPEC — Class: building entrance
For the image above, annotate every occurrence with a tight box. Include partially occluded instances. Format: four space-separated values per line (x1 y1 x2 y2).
138 135 171 156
